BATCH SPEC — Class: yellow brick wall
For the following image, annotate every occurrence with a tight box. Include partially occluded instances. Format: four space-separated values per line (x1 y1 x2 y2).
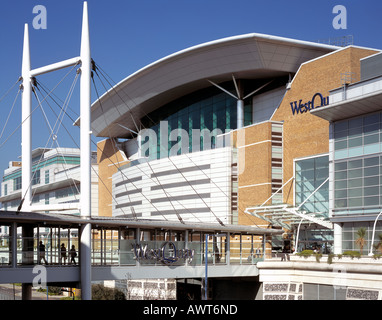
272 46 378 205
236 47 378 226
97 138 128 217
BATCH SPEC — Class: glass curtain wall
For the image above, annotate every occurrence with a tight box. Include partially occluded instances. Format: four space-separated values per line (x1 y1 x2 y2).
333 112 382 215
295 155 329 215
141 86 252 160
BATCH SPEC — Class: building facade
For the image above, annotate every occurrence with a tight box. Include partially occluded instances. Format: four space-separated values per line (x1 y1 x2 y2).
93 33 380 255
88 33 382 299
0 148 98 223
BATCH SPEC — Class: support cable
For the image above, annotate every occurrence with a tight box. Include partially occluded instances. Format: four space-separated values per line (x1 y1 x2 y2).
93 63 221 225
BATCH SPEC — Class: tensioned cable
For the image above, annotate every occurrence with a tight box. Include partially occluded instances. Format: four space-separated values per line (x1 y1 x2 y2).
36 73 191 223
93 66 207 224
94 64 230 224
95 65 227 225
0 87 21 142
91 73 199 224
94 62 238 226
32 79 81 200
92 67 210 224
0 63 79 151
95 63 268 228
16 65 80 212
0 77 22 106
38 75 169 221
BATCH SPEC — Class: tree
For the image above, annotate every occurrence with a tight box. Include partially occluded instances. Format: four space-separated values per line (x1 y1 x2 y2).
92 284 125 300
373 233 382 253
355 227 367 255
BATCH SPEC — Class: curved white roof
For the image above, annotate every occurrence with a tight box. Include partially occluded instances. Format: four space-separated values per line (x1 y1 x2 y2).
89 33 337 138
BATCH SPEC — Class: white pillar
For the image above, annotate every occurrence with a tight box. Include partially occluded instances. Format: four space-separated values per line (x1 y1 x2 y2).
333 223 342 255
21 23 32 211
79 1 92 300
237 99 244 129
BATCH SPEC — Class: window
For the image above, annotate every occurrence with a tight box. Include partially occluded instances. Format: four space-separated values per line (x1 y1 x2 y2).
139 86 251 160
295 155 329 215
32 170 40 186
334 155 381 210
13 177 21 191
55 186 80 199
334 112 382 160
45 170 49 184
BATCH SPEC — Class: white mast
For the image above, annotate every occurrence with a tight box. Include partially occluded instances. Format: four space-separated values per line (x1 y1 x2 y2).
21 23 32 211
20 2 93 300
79 1 92 300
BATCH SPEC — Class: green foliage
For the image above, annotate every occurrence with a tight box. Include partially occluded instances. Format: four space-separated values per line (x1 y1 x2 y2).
355 227 367 255
36 286 62 295
342 250 361 259
296 250 314 258
60 296 81 300
327 253 335 264
91 284 126 300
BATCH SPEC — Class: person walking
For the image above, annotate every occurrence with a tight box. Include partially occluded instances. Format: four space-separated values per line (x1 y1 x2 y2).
39 241 48 264
60 243 67 265
69 245 77 265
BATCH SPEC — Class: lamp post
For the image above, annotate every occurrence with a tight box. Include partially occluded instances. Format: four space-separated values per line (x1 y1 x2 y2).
204 234 208 300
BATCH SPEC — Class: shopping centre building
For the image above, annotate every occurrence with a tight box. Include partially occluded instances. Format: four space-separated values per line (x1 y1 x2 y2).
4 31 382 300
91 33 382 299
93 33 380 256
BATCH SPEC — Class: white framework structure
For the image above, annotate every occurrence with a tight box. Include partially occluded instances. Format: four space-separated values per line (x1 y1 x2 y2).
20 1 92 300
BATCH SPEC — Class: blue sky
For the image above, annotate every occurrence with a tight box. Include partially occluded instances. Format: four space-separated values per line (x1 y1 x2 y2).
0 0 381 183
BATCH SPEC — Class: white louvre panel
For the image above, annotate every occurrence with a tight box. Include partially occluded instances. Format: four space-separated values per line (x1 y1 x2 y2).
112 147 233 224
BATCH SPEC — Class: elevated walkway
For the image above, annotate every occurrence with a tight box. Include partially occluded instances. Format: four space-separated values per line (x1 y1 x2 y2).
0 211 283 286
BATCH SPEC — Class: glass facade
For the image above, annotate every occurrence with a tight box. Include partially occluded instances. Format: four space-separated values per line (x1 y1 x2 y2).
334 155 382 212
342 221 382 253
333 112 382 215
295 155 329 215
334 112 382 160
140 86 252 160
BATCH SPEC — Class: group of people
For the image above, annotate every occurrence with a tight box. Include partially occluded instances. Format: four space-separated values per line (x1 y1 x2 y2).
38 241 77 265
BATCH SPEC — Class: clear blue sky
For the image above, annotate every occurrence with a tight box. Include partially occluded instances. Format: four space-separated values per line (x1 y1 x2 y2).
0 0 381 183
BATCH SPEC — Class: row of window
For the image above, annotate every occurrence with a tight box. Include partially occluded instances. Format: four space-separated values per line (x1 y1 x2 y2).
141 87 252 160
334 155 382 209
334 112 382 160
9 169 48 193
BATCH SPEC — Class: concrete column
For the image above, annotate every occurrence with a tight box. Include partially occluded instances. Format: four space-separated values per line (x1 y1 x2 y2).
22 225 34 300
333 223 343 255
237 99 244 129
22 284 33 300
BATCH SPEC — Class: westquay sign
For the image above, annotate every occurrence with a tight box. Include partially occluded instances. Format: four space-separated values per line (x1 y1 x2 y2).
132 241 195 265
290 93 329 115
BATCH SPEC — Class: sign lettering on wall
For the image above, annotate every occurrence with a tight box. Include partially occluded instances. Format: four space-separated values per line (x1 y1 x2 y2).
290 93 329 115
132 241 195 265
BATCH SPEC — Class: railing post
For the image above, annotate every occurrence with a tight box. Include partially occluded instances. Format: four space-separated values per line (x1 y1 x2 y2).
226 232 230 265
185 230 189 267
11 222 17 267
